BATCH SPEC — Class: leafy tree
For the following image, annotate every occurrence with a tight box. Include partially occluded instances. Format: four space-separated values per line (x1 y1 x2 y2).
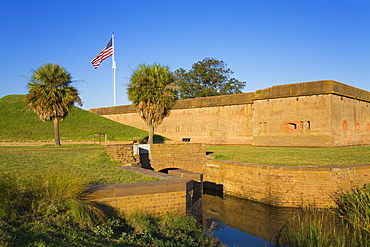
25 63 82 146
175 58 246 99
127 63 177 144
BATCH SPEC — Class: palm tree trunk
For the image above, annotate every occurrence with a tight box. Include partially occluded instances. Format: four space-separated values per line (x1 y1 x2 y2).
53 118 61 147
148 125 154 144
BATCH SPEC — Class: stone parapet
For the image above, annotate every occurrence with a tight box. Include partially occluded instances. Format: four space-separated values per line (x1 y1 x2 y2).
173 93 254 109
105 143 207 172
149 143 207 173
90 80 370 116
90 105 136 115
90 93 254 115
253 80 370 102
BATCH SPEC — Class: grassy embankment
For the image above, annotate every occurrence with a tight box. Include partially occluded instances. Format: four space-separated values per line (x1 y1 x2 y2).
0 94 149 143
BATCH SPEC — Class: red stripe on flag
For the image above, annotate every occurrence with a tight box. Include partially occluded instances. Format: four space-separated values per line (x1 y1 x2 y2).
91 39 114 69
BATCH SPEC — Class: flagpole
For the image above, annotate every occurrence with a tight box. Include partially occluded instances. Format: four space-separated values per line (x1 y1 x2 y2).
111 32 117 106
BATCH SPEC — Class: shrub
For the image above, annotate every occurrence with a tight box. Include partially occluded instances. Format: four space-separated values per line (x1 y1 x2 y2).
29 170 106 226
335 184 370 231
125 212 156 234
0 171 106 227
275 186 370 247
0 174 31 219
119 212 224 246
159 212 199 232
275 217 344 247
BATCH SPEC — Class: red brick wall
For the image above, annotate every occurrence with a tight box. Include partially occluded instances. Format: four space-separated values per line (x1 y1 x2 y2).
106 143 207 173
149 143 206 173
205 159 370 208
105 143 370 208
106 144 139 165
86 176 192 216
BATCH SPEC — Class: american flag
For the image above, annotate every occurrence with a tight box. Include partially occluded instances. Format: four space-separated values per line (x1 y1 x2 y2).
91 38 114 69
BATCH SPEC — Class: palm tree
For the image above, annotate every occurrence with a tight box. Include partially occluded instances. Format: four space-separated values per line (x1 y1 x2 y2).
25 63 82 146
127 63 177 144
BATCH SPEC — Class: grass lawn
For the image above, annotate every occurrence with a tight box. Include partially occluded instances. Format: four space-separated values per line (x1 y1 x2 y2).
207 146 370 166
0 145 221 247
0 144 158 185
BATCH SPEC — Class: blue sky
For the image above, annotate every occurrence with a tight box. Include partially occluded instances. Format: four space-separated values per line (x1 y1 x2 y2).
1 0 369 110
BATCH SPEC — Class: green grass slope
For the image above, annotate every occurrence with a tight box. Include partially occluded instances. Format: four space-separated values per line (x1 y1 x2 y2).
0 95 149 142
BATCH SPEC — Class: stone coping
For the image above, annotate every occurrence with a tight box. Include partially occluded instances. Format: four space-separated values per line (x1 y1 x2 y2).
168 169 203 182
85 167 191 200
253 80 370 102
118 166 179 180
89 93 254 115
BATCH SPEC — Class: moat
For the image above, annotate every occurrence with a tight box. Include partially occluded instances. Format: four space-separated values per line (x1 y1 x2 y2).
201 189 334 247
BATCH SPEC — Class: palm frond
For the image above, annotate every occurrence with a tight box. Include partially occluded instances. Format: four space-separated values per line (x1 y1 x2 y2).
25 64 82 122
127 63 177 130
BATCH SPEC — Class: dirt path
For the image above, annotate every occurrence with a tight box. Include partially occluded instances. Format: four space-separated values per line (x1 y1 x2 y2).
0 141 133 146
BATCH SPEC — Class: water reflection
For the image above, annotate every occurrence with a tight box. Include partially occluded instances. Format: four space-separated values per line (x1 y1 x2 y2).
202 190 307 246
206 219 267 247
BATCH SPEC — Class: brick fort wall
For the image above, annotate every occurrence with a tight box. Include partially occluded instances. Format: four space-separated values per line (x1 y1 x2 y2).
90 80 370 147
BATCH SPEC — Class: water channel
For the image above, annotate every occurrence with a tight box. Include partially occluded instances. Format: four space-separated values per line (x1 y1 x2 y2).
199 189 335 247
